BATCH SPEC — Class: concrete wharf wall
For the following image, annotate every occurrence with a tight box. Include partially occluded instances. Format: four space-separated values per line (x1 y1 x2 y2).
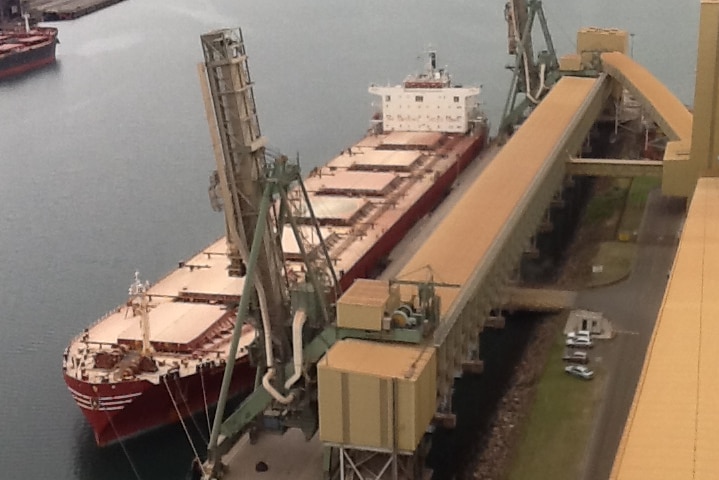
28 0 126 21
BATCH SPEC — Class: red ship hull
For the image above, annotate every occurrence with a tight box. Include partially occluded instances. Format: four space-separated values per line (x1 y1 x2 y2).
64 357 254 446
0 27 58 80
338 131 486 290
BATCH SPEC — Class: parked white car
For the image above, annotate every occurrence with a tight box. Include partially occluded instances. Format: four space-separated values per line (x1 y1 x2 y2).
562 350 589 364
565 365 594 380
566 330 592 340
566 336 593 349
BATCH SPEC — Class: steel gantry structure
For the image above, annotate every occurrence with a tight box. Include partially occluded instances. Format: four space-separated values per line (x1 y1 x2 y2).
199 28 339 477
500 0 560 133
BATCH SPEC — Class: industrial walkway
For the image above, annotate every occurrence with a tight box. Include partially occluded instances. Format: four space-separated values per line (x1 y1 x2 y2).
398 76 601 310
396 75 609 398
397 52 692 339
610 178 719 479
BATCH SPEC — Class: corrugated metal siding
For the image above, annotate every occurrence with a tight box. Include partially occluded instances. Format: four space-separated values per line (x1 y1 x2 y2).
318 339 436 452
611 178 719 479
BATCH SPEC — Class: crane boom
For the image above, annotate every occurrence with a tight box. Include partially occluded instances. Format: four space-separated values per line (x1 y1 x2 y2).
198 28 341 478
200 28 289 343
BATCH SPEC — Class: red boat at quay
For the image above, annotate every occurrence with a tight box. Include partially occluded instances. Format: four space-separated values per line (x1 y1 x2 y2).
0 21 58 79
62 52 489 447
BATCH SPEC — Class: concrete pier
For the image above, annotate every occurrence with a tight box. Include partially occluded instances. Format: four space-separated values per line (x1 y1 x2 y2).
29 0 126 21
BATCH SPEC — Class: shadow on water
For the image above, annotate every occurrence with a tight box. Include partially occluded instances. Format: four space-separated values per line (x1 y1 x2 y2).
428 316 537 480
73 394 245 480
73 418 198 480
0 60 62 86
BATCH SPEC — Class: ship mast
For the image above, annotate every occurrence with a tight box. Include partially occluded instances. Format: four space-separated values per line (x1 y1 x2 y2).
128 271 152 357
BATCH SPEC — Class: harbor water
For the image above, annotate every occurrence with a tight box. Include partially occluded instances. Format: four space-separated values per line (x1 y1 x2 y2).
0 1 698 478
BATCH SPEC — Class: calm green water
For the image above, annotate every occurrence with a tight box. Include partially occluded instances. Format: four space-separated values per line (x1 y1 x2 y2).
0 1 699 478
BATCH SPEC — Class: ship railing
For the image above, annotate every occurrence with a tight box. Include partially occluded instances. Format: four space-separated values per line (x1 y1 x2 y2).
147 235 228 293
83 340 119 348
96 307 126 325
67 307 125 346
72 236 234 342
329 168 426 255
358 147 451 226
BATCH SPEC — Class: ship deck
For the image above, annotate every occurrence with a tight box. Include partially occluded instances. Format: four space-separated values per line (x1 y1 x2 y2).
66 299 256 385
148 237 245 302
64 126 484 387
289 129 484 285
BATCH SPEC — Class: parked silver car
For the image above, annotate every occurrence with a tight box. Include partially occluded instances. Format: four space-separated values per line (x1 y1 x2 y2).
566 336 593 349
562 350 589 364
567 330 592 340
564 365 594 380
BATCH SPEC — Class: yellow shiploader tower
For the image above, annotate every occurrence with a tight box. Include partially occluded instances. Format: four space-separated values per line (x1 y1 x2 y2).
690 0 719 185
663 0 719 197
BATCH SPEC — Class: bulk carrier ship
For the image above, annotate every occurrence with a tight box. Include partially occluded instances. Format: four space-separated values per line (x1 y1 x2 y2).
62 51 489 446
0 14 57 79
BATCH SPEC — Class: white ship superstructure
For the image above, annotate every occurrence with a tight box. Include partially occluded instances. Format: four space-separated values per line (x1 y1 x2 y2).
369 51 482 133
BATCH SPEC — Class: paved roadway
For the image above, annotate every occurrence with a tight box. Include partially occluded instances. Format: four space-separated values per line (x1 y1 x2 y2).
577 191 686 480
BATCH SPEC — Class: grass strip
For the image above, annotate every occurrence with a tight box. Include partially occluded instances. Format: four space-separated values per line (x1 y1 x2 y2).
617 177 661 240
586 241 637 288
506 334 602 480
583 178 630 229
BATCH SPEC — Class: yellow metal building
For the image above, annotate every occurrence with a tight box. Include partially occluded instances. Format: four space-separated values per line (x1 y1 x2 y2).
317 339 437 453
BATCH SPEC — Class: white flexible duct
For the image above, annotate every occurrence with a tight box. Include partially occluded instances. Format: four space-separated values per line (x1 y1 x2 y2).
284 310 307 390
509 0 539 104
233 232 291 404
255 268 294 404
535 62 547 99
263 367 294 404
256 279 274 368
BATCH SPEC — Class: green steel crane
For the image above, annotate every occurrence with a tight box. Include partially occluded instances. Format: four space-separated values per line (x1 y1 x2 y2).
199 28 339 478
499 0 560 134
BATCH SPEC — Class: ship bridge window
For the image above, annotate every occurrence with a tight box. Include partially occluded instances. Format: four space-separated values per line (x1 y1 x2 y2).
415 95 424 102
385 95 391 101
453 96 460 102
